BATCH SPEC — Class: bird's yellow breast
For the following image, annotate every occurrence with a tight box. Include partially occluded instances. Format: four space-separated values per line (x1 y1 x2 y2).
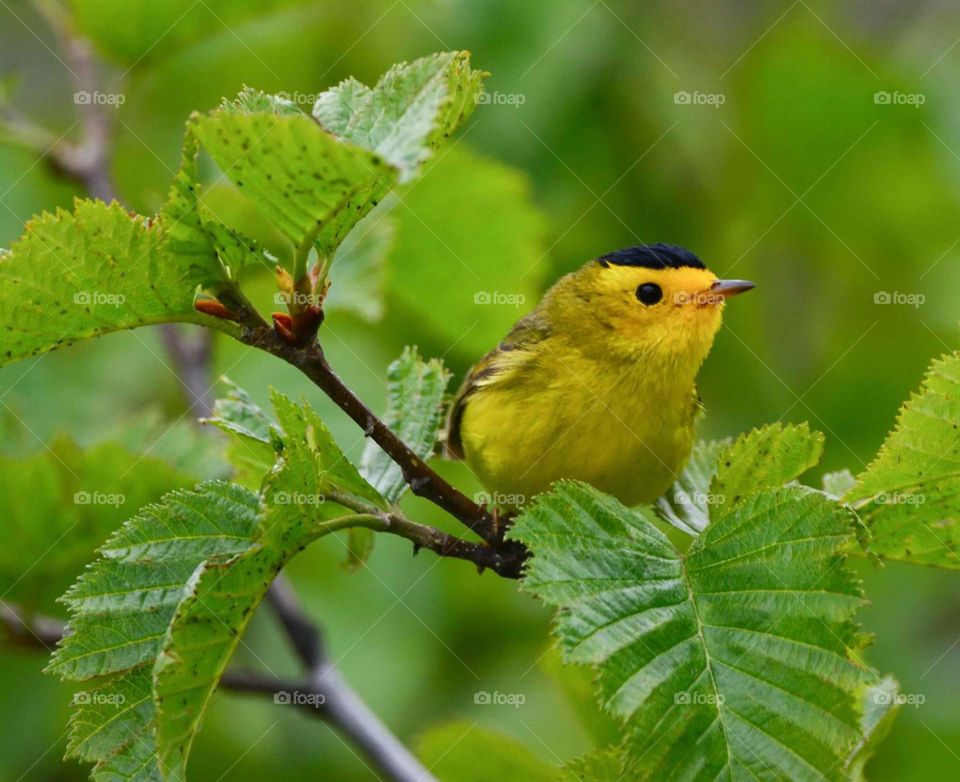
447 248 747 509
458 340 700 508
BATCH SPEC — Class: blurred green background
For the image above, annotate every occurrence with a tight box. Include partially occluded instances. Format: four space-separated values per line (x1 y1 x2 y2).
1 0 958 779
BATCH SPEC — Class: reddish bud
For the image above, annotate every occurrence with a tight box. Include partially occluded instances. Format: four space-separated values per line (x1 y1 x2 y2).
195 298 239 321
272 312 297 344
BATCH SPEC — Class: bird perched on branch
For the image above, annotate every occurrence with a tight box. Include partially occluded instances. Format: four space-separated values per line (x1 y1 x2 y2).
444 244 754 509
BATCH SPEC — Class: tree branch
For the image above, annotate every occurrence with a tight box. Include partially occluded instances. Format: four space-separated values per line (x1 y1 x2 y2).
237 319 502 545
309 663 432 782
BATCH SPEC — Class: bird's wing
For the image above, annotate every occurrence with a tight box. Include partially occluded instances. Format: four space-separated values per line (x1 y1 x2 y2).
442 311 551 460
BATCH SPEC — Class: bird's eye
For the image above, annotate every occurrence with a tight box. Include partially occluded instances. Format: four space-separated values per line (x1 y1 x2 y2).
635 283 663 305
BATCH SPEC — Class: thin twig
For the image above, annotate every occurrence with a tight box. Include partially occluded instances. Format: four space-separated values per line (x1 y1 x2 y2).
382 512 526 578
320 490 526 578
310 663 432 782
223 290 528 569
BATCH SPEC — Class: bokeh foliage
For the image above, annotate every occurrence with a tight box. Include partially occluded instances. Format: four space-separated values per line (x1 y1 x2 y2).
1 0 958 779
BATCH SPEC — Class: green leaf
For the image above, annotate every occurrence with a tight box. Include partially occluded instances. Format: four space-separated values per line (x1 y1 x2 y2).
195 52 482 259
65 667 156 769
416 721 557 782
313 51 485 182
712 422 824 511
162 122 272 280
658 439 728 535
221 86 304 117
204 378 275 444
360 347 450 504
208 378 390 575
0 200 234 367
48 481 262 780
512 481 875 781
0 437 195 614
49 482 260 680
269 389 386 513
846 352 960 568
344 526 376 572
191 107 394 258
659 425 823 536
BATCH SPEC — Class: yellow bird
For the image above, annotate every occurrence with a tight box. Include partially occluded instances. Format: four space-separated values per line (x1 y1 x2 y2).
444 244 754 509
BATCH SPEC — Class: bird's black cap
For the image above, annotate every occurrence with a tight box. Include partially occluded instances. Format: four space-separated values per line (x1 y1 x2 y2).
598 243 705 271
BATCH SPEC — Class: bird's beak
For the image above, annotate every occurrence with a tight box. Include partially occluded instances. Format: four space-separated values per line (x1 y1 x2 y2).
709 279 756 299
